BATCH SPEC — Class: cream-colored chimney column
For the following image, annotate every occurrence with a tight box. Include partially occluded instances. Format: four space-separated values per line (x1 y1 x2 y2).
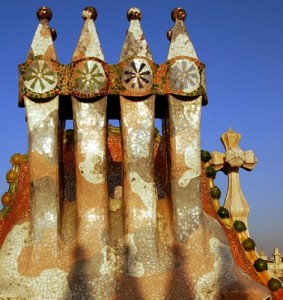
166 8 205 243
119 8 158 277
71 7 109 260
23 7 60 244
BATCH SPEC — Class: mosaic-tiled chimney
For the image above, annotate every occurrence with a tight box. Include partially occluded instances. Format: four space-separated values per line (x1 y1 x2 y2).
0 6 274 299
23 7 60 246
70 7 110 261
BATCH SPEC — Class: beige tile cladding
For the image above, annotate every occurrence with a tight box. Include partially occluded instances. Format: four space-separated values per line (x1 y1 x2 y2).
0 214 270 299
72 97 109 260
167 96 202 243
24 96 60 246
120 95 159 277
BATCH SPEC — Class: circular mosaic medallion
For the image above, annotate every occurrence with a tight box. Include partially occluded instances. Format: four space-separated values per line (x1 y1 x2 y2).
122 59 153 91
168 59 200 93
24 60 57 94
73 60 106 94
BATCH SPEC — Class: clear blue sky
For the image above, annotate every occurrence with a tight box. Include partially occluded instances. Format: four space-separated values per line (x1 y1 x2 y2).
0 0 282 256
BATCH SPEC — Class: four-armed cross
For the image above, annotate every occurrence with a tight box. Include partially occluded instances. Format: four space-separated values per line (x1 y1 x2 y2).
211 128 257 234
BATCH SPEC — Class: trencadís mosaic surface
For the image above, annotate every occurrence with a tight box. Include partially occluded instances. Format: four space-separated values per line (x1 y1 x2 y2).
18 7 207 105
0 6 280 300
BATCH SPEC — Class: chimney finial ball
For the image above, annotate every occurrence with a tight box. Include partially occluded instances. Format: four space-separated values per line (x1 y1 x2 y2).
171 8 187 22
127 7 142 21
82 7 98 20
37 7 53 21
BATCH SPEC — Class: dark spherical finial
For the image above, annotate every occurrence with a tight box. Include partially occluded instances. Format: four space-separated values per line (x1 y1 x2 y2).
171 8 187 22
82 7 97 20
167 28 174 41
127 7 142 21
37 7 53 21
50 28 57 41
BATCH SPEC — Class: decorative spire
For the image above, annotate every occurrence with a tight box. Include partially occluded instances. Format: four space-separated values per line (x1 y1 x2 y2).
72 7 104 61
120 7 152 61
167 8 198 60
71 7 107 97
27 7 57 60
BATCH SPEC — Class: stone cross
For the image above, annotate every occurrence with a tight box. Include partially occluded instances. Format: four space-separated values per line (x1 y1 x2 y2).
210 128 257 233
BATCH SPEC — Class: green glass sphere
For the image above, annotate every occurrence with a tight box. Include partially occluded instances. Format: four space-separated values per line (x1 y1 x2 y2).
242 238 256 251
210 186 221 199
253 258 268 272
268 278 282 291
233 220 247 232
217 207 230 219
205 166 216 178
201 150 211 163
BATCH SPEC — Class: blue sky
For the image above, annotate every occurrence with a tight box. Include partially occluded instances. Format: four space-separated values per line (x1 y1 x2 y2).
0 0 282 256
